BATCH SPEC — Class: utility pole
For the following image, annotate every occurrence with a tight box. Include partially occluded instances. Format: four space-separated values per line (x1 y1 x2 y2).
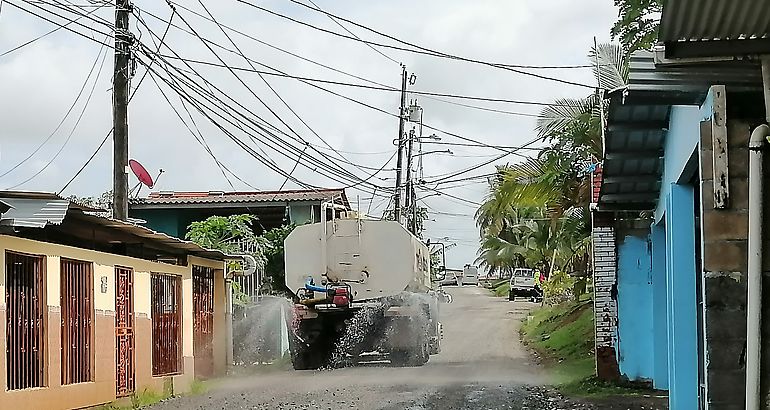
405 128 415 233
393 66 408 223
113 0 133 221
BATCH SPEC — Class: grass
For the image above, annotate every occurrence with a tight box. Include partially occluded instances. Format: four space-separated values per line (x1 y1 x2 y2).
492 281 509 297
94 388 171 410
519 298 655 399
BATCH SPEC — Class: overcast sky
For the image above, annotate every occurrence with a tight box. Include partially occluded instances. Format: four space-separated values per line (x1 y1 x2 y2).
0 0 617 268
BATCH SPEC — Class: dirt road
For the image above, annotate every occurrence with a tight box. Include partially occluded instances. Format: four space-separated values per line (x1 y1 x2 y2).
147 287 608 409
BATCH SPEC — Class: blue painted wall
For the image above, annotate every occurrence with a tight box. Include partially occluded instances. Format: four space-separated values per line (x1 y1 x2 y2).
655 105 701 222
664 184 699 410
615 232 655 382
651 222 669 390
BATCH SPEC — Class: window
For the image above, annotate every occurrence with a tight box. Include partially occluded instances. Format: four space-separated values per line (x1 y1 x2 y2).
151 273 181 376
60 258 93 385
5 251 46 390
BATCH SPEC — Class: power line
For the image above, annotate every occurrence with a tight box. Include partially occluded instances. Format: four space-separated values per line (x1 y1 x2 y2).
233 0 597 88
135 15 393 195
306 0 400 66
8 37 109 189
0 0 107 57
142 3 546 119
0 37 106 179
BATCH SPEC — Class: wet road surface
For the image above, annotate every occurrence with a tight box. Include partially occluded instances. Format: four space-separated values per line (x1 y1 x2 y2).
148 286 658 409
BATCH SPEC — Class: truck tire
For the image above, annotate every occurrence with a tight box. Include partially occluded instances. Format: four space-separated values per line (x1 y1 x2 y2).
508 290 515 301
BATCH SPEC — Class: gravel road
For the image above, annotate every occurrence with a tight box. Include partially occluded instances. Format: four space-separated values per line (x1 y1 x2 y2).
148 286 664 410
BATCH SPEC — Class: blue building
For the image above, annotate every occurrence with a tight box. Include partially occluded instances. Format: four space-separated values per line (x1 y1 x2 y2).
592 4 770 407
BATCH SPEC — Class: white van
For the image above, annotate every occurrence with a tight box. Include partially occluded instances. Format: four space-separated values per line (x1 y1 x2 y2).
462 265 479 286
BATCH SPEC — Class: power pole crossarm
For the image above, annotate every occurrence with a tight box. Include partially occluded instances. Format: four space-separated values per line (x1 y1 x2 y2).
113 0 133 221
393 66 407 223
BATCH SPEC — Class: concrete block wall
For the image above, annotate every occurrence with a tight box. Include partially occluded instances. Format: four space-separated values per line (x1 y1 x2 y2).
592 212 620 381
699 119 751 409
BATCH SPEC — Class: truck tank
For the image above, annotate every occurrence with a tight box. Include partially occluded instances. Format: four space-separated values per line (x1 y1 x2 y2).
284 219 433 301
284 218 441 370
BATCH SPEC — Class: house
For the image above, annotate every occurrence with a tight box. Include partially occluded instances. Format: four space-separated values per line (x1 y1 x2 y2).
591 2 770 408
128 188 351 239
0 191 231 410
129 188 351 300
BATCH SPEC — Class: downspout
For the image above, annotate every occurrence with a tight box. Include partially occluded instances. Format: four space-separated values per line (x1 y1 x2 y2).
746 57 770 410
320 201 329 281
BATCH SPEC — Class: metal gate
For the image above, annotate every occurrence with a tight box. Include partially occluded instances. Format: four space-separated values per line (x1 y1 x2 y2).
151 273 181 376
115 266 135 396
193 266 215 378
60 258 93 385
5 251 46 390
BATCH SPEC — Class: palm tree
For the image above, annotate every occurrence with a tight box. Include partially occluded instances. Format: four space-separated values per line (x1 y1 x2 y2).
475 43 628 279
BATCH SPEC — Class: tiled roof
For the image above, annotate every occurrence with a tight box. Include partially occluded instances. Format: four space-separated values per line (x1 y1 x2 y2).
130 188 349 208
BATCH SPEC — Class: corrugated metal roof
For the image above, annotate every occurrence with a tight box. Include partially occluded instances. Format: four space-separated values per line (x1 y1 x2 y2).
76 212 227 260
660 0 770 43
0 197 70 228
0 191 227 260
130 188 350 208
618 52 762 105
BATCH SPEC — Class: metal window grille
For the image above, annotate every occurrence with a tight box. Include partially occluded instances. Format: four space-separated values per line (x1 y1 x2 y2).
60 258 93 385
151 273 181 376
115 266 135 396
192 266 214 378
5 251 46 390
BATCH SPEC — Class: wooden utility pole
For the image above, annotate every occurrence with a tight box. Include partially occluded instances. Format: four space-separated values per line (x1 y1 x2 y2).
113 0 132 221
393 66 408 223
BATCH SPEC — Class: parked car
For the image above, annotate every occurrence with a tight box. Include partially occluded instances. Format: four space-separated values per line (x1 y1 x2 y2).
509 268 542 302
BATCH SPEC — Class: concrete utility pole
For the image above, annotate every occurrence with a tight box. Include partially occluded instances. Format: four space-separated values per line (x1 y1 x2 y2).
113 0 132 221
393 66 408 223
405 128 415 233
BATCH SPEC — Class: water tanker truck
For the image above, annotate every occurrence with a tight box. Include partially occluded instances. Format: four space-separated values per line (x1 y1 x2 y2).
284 215 441 370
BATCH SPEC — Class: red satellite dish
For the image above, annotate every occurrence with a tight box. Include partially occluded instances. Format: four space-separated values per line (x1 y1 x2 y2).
129 159 154 188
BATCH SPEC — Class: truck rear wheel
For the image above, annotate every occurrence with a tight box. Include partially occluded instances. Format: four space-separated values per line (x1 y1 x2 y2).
508 290 515 301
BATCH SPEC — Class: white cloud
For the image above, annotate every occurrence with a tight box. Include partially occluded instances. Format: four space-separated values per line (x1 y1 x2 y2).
0 0 617 267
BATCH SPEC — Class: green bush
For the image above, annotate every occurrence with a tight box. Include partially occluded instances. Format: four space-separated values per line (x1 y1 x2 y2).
542 270 576 304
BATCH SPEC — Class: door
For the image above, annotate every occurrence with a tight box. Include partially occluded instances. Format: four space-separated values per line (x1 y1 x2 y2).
115 266 135 396
193 266 215 378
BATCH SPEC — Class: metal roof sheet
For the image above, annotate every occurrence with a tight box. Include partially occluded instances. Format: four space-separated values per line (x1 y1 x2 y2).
0 197 70 228
0 191 227 260
660 0 770 43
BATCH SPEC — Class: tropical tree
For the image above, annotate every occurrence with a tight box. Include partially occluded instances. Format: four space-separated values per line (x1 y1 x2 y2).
610 0 664 53
475 43 629 289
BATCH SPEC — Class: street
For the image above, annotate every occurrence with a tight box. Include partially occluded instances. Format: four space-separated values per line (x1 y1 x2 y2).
149 286 590 410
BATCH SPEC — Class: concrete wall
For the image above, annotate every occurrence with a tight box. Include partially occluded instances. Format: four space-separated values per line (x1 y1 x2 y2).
615 227 655 382
592 213 620 380
698 93 753 409
0 235 227 410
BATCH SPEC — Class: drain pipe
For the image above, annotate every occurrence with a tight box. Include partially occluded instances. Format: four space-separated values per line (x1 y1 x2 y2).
746 57 770 410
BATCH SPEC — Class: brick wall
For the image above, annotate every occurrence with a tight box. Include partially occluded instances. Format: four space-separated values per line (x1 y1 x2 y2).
592 213 620 381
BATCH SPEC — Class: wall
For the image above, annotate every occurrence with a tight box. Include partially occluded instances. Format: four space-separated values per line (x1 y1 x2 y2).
591 212 620 381
615 226 655 382
698 92 754 409
655 105 702 223
131 209 184 237
0 235 226 410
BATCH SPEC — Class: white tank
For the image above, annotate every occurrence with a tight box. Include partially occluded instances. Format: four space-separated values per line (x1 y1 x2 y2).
284 219 432 301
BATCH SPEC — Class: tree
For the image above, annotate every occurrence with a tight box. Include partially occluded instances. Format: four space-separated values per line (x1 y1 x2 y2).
475 43 628 290
186 214 264 254
610 0 664 53
258 224 295 296
67 190 112 210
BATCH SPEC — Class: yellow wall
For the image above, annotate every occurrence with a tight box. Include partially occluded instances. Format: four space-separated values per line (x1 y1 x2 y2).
0 235 228 410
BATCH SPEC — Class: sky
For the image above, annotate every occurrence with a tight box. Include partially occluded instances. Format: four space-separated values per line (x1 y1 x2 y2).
0 0 618 268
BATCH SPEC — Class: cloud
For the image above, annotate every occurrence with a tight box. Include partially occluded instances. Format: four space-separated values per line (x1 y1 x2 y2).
0 0 617 267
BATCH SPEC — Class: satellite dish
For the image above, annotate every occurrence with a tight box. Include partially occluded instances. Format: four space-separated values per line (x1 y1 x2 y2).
129 159 154 188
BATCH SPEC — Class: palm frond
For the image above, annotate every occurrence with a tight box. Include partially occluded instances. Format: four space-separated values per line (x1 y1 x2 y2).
536 97 595 138
589 43 629 91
